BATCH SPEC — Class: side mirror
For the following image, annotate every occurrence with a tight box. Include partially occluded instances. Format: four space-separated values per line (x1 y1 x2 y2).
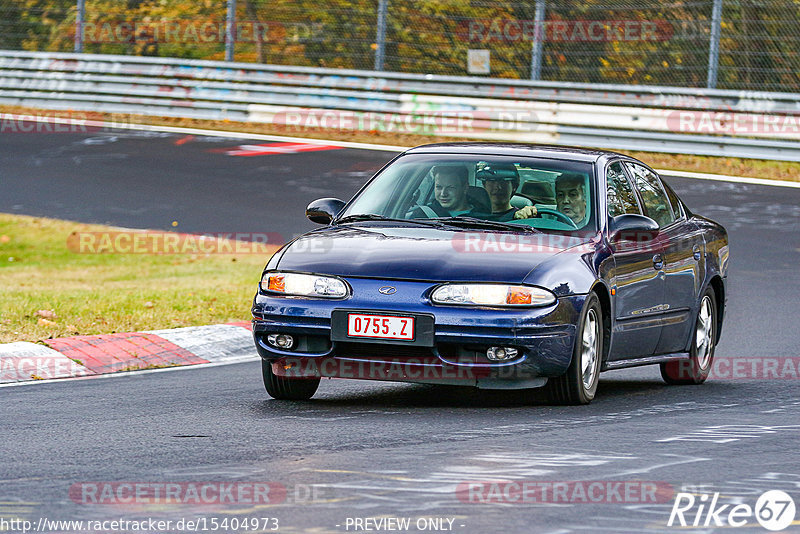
609 214 660 242
306 198 346 225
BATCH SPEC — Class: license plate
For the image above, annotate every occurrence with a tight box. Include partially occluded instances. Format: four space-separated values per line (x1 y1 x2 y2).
347 313 415 341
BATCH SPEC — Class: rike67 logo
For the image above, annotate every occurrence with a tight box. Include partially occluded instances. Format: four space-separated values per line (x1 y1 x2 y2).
668 490 796 531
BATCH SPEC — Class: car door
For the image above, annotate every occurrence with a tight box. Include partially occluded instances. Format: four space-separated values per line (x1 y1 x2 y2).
624 162 699 355
605 160 664 360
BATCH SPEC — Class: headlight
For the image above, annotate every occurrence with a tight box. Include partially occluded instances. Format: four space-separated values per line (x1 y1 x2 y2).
261 271 348 298
431 283 555 307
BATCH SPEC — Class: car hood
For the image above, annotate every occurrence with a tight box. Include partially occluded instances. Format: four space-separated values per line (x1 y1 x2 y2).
275 223 592 284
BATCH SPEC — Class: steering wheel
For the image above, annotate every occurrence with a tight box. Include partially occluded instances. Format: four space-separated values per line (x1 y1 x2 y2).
535 208 578 228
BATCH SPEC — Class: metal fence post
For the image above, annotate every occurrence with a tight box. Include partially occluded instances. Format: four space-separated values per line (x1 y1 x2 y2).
530 0 546 80
375 0 388 71
707 0 723 88
74 0 85 53
226 0 237 62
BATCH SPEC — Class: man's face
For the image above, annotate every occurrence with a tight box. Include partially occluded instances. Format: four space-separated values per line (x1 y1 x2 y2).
556 181 586 224
434 172 469 211
483 179 514 208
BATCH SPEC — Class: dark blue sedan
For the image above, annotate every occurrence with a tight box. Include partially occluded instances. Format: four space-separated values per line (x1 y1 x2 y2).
252 143 729 404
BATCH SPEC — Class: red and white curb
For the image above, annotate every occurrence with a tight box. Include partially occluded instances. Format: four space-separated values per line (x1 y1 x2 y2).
0 323 257 386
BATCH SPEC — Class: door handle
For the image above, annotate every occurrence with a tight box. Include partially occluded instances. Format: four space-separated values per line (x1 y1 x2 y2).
653 254 664 270
692 245 702 261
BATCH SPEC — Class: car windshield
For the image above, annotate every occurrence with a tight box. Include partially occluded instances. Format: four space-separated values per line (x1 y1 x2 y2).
338 153 597 234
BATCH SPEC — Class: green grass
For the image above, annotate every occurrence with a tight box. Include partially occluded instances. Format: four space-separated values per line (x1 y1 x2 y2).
0 214 276 343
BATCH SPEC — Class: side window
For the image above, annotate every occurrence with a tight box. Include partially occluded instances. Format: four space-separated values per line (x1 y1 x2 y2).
625 163 676 227
662 179 684 221
606 162 640 217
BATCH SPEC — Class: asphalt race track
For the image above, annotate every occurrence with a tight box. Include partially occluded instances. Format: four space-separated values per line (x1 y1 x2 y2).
2 127 800 533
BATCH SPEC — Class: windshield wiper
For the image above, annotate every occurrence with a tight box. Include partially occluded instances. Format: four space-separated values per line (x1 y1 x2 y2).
335 214 443 227
335 214 538 232
432 216 539 233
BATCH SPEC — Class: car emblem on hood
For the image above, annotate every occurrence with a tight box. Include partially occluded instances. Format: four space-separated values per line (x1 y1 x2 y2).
378 286 397 295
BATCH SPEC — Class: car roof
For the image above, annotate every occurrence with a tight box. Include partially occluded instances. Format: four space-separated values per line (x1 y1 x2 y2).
404 142 627 163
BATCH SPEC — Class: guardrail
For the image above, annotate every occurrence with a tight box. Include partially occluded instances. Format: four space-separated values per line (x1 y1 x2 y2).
2 51 799 161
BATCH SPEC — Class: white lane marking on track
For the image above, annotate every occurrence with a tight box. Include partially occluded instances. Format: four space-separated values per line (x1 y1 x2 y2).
657 169 800 189
0 356 256 388
7 114 798 188
657 424 800 444
450 402 741 440
607 454 709 477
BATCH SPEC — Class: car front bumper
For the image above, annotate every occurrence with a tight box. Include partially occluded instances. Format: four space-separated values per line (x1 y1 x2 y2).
252 278 585 389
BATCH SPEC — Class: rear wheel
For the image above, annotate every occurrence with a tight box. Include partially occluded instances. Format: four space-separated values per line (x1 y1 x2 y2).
546 293 603 405
261 359 320 400
660 289 716 385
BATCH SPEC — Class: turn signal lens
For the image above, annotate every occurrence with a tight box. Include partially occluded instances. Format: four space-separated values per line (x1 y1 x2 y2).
506 288 533 305
267 274 285 292
261 272 348 298
431 284 555 307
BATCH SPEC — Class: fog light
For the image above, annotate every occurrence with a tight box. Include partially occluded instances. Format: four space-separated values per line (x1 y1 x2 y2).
486 346 518 361
267 334 295 350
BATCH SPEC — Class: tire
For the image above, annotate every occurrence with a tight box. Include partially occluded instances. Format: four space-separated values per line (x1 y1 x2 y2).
546 292 603 405
660 288 716 385
261 359 320 400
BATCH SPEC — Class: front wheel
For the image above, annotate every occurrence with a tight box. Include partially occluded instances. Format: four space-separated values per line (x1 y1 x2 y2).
546 293 603 405
660 289 716 385
261 359 320 400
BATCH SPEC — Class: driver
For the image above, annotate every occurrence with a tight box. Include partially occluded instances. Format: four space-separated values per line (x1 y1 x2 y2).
512 172 588 227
